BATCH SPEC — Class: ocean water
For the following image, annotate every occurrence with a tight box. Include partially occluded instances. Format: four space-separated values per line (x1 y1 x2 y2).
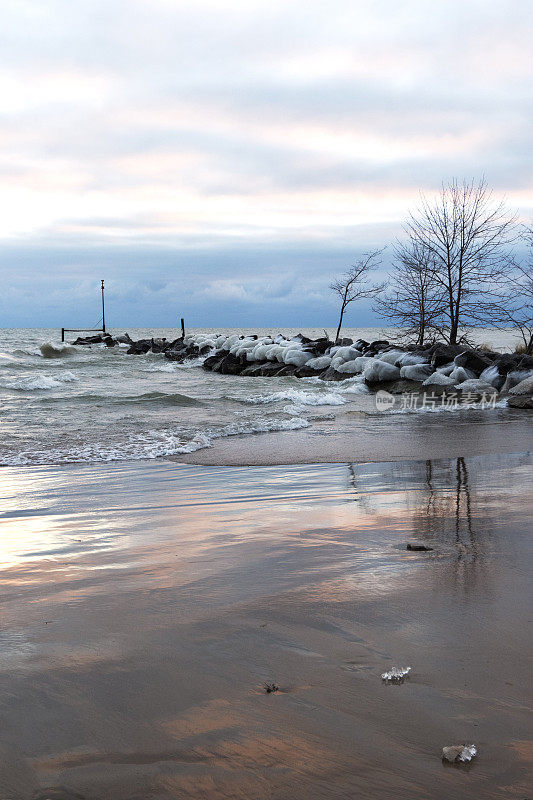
0 326 523 466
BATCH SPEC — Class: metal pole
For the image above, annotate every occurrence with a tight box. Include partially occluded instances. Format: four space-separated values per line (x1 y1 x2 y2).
181 318 185 337
101 279 106 334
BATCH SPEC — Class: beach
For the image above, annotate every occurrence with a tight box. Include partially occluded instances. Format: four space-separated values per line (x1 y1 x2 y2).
1 453 531 799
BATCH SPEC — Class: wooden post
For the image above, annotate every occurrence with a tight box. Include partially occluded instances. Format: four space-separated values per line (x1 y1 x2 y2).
61 327 65 342
181 318 185 338
101 279 106 334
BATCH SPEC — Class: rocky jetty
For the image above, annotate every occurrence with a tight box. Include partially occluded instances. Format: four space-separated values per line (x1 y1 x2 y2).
71 331 533 408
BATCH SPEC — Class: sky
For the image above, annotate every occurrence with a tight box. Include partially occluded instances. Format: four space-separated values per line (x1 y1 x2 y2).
1 0 532 328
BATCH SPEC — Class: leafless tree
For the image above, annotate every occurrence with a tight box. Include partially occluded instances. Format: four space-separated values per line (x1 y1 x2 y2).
490 230 533 353
374 239 446 346
330 249 385 342
405 179 518 344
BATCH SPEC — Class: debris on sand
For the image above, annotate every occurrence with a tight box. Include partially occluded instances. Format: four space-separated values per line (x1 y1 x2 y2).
442 744 477 763
263 682 279 693
381 666 411 682
406 543 433 551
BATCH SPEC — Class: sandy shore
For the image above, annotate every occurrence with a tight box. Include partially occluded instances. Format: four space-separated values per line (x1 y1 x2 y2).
0 453 531 799
177 411 533 465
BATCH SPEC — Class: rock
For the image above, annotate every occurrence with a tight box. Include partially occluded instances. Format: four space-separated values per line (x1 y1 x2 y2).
449 366 476 383
423 372 456 387
406 543 433 551
381 666 411 682
127 339 152 354
72 334 104 345
493 353 525 375
428 343 464 367
336 337 353 346
377 349 405 365
400 364 434 381
336 359 363 374
114 333 133 344
387 379 424 394
320 366 348 381
306 355 332 370
454 379 498 396
308 337 332 355
283 349 310 367
509 375 533 395
442 745 477 763
396 352 429 367
353 339 370 351
501 369 533 393
454 349 493 375
507 395 533 409
479 365 505 390
364 361 401 384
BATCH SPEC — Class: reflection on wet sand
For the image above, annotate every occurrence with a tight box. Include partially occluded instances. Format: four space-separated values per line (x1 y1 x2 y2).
0 454 531 799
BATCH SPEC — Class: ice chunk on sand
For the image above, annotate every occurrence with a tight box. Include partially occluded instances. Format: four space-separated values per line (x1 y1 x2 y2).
442 744 477 763
381 666 411 682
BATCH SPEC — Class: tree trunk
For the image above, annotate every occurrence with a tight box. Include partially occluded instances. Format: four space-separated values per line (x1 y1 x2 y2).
335 306 345 343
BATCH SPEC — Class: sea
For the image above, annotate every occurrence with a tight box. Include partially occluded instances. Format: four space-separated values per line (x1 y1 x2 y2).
0 327 523 466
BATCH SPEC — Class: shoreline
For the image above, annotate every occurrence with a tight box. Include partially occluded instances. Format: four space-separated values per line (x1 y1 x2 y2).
0 453 531 799
175 413 533 466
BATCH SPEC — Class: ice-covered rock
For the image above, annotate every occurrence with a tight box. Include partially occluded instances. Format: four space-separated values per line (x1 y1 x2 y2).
423 372 456 386
306 355 332 370
364 360 401 383
503 370 533 393
334 346 361 362
381 666 411 682
283 349 310 367
352 356 374 373
400 364 434 381
436 363 456 376
336 359 362 374
377 349 405 365
455 378 498 395
508 374 533 395
479 365 504 389
449 366 476 383
442 744 477 763
396 352 430 367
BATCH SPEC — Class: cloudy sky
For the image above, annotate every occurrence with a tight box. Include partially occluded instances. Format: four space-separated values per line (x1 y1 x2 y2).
1 0 532 328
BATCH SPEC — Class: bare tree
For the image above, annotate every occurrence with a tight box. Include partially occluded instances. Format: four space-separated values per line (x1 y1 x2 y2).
330 249 385 342
374 239 446 346
405 179 518 344
491 230 533 353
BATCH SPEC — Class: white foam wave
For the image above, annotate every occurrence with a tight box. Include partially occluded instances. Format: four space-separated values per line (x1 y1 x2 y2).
241 389 347 406
3 372 79 391
1 417 310 465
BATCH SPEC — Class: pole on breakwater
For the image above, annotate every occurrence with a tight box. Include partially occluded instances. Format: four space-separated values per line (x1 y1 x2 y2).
101 279 106 334
60 280 108 341
181 318 185 337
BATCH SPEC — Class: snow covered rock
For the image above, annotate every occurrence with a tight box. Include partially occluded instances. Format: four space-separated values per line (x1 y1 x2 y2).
306 355 332 370
364 360 401 383
449 366 476 383
423 372 456 387
400 364 434 381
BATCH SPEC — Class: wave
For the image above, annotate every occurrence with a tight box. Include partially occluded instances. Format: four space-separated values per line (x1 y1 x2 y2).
40 343 78 358
1 416 310 465
235 389 347 406
2 372 79 391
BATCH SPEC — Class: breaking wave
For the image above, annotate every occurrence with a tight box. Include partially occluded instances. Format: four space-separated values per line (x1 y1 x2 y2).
237 389 347 406
40 343 78 358
1 416 310 466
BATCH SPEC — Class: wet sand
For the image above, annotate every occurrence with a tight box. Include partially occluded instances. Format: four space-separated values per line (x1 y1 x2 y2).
0 454 532 799
177 412 533 465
